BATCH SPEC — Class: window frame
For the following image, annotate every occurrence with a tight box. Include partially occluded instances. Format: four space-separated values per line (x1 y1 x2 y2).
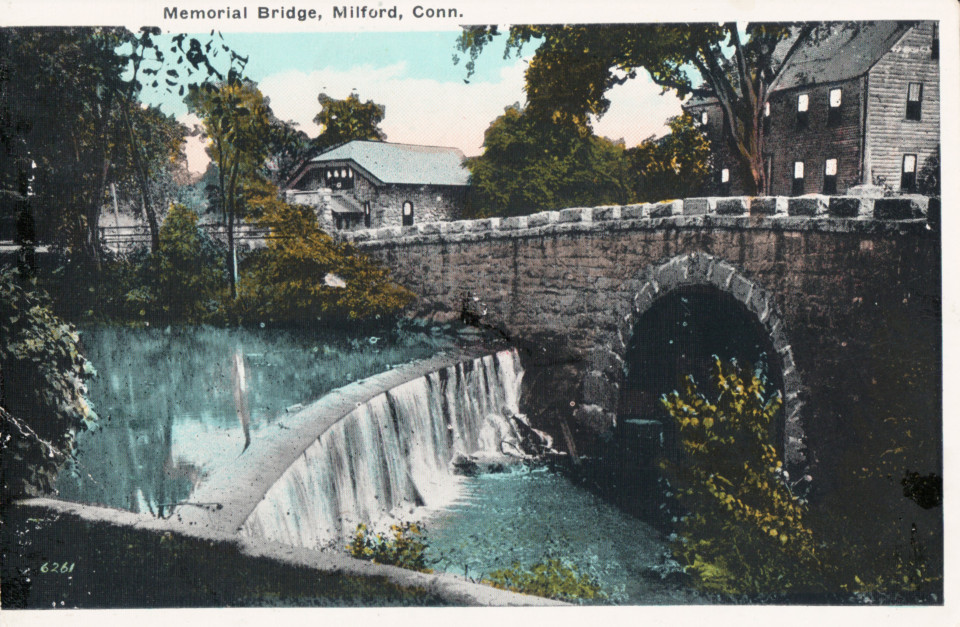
792 160 805 196
796 93 810 129
828 88 842 126
901 154 918 191
906 82 923 121
823 158 838 195
932 22 939 60
402 200 414 226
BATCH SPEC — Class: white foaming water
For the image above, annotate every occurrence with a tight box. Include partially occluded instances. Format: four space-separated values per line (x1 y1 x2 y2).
240 349 524 549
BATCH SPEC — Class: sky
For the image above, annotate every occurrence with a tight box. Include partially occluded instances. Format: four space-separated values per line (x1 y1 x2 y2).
140 30 685 174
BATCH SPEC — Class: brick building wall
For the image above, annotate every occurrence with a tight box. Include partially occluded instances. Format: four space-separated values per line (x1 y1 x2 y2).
684 23 939 197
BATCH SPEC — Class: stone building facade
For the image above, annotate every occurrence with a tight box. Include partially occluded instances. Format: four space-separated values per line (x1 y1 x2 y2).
284 140 470 232
683 21 940 196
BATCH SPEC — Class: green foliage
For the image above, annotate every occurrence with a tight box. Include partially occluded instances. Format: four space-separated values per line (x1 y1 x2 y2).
0 28 237 263
660 357 823 597
312 92 386 153
153 204 226 324
918 145 940 196
236 200 413 324
348 523 430 572
627 114 712 202
456 23 843 194
484 558 606 602
186 78 274 296
465 104 632 217
0 268 96 498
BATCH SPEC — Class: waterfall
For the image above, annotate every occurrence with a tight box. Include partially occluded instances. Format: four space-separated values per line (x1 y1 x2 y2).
239 349 524 549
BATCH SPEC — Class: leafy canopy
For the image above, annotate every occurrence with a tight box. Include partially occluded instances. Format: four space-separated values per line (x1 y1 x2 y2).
0 269 97 498
313 91 387 153
465 104 631 217
627 113 712 202
457 23 833 194
236 197 414 324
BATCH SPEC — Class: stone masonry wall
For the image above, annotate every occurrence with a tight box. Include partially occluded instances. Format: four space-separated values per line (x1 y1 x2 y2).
341 195 941 488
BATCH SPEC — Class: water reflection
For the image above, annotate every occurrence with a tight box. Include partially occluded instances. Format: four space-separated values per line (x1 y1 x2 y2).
55 325 445 516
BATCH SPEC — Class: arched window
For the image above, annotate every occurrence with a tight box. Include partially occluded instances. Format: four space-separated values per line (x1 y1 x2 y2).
402 201 414 226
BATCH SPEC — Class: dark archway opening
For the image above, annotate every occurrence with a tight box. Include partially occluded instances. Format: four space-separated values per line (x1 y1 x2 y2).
589 284 784 526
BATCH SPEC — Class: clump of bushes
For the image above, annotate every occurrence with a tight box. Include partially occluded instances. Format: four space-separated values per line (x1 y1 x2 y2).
236 201 414 325
0 268 97 498
484 558 606 603
660 356 942 603
660 357 823 597
348 523 431 572
52 200 414 328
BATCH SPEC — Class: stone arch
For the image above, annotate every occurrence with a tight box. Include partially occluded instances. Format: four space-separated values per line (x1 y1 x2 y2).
579 252 807 470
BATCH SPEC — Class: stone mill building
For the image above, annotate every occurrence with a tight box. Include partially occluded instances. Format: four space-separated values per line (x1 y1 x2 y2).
283 140 470 232
683 21 940 196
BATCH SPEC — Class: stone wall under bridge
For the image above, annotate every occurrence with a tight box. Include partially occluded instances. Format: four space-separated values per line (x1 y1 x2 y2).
341 195 941 489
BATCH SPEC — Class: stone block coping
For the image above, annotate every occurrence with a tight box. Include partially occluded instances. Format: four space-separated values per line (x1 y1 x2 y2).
339 195 936 249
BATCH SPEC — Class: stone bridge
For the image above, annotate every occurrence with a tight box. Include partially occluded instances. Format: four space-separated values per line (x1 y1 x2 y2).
342 195 941 483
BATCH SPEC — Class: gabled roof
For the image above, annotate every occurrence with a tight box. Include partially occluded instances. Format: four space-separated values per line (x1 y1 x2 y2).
685 21 916 107
306 140 470 187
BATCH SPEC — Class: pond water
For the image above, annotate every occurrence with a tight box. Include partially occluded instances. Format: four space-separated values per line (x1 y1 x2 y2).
425 463 699 605
55 325 451 515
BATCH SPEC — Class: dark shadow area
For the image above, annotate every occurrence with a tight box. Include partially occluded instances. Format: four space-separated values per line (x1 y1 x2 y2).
572 285 784 528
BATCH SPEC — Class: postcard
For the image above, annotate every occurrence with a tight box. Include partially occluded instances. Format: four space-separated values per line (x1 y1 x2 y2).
0 0 957 625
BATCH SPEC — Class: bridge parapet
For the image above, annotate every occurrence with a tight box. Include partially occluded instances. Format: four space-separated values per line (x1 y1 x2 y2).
338 195 936 247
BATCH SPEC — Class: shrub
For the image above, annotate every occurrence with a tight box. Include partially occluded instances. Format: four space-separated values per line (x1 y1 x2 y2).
153 204 227 324
236 201 413 324
659 357 823 597
0 268 97 498
348 523 430 572
483 558 606 602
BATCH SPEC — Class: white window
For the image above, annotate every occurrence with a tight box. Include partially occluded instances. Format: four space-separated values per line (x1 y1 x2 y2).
903 155 916 173
701 111 709 125
825 159 838 176
794 161 805 179
764 102 770 117
797 94 809 112
721 168 730 183
829 89 842 108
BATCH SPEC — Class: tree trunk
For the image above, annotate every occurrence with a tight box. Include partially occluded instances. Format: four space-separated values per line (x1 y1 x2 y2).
121 104 161 252
226 166 239 299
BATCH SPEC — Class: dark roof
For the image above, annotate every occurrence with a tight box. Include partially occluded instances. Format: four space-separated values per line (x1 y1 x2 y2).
685 21 915 107
305 140 470 187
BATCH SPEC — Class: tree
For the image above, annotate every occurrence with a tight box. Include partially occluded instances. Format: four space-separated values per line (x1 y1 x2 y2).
237 199 414 324
465 104 631 217
0 27 242 263
0 268 96 498
153 204 225 324
111 103 190 240
265 115 312 186
0 28 131 266
627 113 712 202
186 78 273 298
312 91 386 154
457 23 840 194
